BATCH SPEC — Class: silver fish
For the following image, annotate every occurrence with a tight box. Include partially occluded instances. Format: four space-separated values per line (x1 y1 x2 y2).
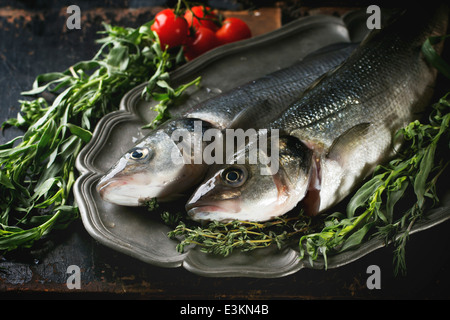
186 6 448 222
96 43 357 206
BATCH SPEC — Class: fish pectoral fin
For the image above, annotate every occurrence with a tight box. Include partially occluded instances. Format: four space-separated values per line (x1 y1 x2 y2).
326 122 372 166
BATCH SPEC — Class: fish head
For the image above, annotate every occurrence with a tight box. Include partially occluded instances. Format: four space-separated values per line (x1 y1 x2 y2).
96 119 211 206
186 135 314 222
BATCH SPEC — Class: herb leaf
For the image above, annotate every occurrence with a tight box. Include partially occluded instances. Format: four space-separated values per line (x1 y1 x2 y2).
156 35 450 277
0 18 197 252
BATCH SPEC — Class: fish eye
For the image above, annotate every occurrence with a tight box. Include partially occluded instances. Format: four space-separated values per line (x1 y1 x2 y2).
221 166 247 187
130 147 150 160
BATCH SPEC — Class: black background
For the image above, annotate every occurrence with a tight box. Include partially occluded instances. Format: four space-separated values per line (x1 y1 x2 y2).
1 0 450 301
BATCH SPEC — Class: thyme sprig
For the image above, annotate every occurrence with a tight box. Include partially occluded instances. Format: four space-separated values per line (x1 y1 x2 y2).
156 36 450 275
156 92 449 275
162 210 311 257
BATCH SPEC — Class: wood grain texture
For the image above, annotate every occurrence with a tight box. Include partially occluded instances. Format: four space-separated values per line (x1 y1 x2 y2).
1 1 450 300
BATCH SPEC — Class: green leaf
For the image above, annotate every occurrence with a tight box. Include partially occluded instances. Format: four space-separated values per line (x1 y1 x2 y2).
58 135 82 158
339 222 376 252
422 35 450 79
107 44 130 71
0 144 36 159
414 143 436 207
0 171 15 190
0 210 61 251
385 177 409 223
69 60 101 74
66 123 93 143
32 177 58 201
0 227 41 251
21 72 67 95
30 87 72 130
0 136 23 150
346 173 386 218
36 119 57 156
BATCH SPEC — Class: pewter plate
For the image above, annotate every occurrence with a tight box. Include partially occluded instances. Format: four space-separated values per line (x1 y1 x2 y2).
74 11 450 278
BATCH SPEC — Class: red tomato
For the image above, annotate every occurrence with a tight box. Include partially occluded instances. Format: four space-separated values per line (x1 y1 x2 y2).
184 27 218 60
151 9 188 49
215 17 251 45
184 6 219 32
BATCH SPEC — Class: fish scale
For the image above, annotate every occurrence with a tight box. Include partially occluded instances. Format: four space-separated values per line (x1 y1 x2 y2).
267 7 448 214
185 42 358 130
272 46 414 139
186 5 448 222
96 42 358 206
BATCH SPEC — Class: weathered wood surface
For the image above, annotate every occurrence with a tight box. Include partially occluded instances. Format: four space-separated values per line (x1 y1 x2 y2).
1 1 450 300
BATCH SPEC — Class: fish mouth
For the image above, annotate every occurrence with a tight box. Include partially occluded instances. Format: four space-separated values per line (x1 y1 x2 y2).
96 178 142 206
187 205 229 215
187 206 235 222
185 200 241 222
96 177 168 206
97 162 209 205
96 178 126 198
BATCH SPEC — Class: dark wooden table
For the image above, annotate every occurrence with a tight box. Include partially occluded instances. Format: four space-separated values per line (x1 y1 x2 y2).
1 1 450 302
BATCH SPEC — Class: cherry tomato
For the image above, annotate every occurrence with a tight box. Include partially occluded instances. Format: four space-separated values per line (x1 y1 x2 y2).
151 9 188 49
215 17 251 45
184 27 218 60
184 6 219 32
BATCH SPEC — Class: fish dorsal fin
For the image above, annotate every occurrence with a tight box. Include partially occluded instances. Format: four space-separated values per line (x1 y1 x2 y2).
300 64 343 97
326 123 372 165
358 8 406 47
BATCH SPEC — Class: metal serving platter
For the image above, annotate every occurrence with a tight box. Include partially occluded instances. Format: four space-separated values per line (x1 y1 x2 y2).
74 11 450 278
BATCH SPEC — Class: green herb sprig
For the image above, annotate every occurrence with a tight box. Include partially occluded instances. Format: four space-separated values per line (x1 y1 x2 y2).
298 95 449 273
155 36 450 276
0 20 198 251
156 92 449 275
297 36 450 274
164 211 311 256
